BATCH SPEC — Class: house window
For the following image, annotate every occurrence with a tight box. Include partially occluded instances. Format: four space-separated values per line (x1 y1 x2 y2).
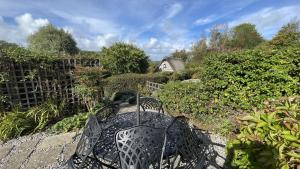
163 64 166 68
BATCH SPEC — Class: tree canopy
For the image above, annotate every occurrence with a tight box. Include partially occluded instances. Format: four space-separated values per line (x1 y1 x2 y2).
100 42 149 75
27 24 79 55
169 49 189 62
191 38 208 63
268 20 300 48
227 23 264 49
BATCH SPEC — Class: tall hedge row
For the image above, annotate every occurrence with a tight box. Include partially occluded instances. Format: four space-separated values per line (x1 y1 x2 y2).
157 47 300 116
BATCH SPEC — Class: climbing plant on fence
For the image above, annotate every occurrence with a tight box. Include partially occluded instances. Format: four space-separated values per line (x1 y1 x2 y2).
0 45 102 111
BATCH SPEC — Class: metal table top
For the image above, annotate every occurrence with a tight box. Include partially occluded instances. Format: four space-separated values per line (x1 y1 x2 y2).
84 110 207 169
92 111 177 167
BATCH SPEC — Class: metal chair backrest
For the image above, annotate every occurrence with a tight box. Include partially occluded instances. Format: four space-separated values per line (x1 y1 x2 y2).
115 125 165 169
139 97 164 114
69 115 103 168
165 116 206 169
95 104 120 122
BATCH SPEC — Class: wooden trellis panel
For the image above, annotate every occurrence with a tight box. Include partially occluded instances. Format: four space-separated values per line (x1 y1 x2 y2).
0 58 100 111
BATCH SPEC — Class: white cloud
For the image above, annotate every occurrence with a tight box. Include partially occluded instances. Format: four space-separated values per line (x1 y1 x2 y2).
166 3 183 19
194 16 214 25
141 37 192 60
75 33 119 51
52 10 119 35
229 6 300 39
146 37 158 48
0 13 49 46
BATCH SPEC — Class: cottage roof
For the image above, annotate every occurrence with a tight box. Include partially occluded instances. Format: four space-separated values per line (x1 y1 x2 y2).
159 57 185 71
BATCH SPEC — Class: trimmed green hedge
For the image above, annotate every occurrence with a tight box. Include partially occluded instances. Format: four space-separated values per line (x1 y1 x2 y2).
157 82 210 114
103 73 169 97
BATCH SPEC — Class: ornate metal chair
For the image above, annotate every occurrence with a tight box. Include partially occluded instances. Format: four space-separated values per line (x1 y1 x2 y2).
95 103 120 122
163 116 207 169
68 115 104 169
115 125 166 169
139 97 164 114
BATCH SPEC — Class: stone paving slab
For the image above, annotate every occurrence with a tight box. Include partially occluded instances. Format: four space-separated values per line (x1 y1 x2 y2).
0 145 14 161
24 146 63 169
37 132 75 150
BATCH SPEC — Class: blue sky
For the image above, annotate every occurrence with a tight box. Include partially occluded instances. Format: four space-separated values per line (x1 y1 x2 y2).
0 0 299 60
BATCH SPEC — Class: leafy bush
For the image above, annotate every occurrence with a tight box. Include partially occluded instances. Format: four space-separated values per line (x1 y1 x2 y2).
226 96 300 169
50 112 90 133
0 100 68 141
196 47 300 112
50 102 109 133
74 66 109 112
28 24 79 55
0 112 36 141
104 73 169 97
100 42 149 75
157 82 210 115
26 100 64 132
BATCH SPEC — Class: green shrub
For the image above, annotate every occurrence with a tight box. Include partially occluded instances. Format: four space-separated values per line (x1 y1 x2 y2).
26 100 64 132
100 42 149 75
0 100 69 141
104 73 169 97
196 47 300 112
50 102 109 133
157 81 211 115
226 96 300 169
50 112 90 133
0 112 36 141
74 66 109 112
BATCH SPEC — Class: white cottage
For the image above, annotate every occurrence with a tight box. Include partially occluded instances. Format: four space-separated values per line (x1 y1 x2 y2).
157 57 185 72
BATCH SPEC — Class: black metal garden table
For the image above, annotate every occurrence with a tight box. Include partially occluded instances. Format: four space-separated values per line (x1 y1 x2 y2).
90 111 206 169
70 95 207 169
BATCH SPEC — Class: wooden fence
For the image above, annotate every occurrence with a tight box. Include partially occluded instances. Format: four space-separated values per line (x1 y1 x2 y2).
146 81 162 93
0 59 100 111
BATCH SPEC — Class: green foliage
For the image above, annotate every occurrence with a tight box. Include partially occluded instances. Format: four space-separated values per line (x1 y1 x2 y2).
76 50 102 59
28 24 79 55
0 40 19 48
0 112 36 141
50 112 90 133
227 97 300 169
269 21 300 48
0 44 61 63
73 66 109 112
169 49 189 62
227 23 264 49
100 42 149 75
50 102 109 133
157 82 210 115
191 38 208 63
26 100 64 132
0 100 68 141
104 73 169 97
196 47 300 112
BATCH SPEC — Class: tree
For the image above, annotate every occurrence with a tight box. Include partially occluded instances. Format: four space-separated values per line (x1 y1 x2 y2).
170 49 189 62
269 20 300 48
209 25 223 51
227 23 264 49
191 37 208 63
0 40 19 48
27 24 79 55
100 42 149 74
